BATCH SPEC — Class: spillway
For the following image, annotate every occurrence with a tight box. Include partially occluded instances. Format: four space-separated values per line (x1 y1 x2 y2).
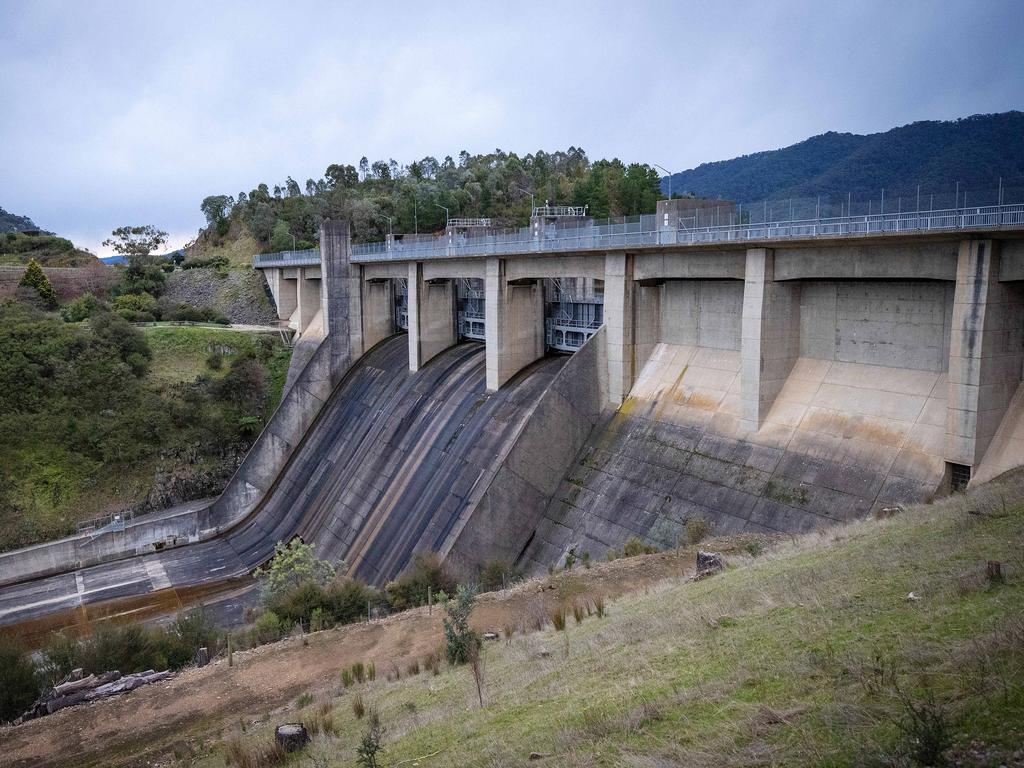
0 336 565 626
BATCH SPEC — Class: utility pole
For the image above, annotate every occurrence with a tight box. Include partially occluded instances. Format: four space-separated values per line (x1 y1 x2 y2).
517 186 535 215
653 164 673 200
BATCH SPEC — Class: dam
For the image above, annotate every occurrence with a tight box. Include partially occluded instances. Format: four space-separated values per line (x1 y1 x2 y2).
2 196 1024 627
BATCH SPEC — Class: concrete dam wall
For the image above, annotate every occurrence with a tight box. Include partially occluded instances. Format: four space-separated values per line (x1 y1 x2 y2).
522 277 981 567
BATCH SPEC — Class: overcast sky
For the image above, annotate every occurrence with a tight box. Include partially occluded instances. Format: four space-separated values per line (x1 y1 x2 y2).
1 0 1022 254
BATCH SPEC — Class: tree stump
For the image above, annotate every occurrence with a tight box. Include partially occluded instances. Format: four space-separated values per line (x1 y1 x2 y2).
275 723 309 753
696 551 724 577
195 647 210 667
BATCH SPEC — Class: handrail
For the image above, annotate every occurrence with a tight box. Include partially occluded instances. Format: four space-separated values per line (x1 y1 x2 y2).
252 202 1024 268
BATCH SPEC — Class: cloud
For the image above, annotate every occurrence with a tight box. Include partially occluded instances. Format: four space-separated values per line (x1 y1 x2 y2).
1 0 1022 254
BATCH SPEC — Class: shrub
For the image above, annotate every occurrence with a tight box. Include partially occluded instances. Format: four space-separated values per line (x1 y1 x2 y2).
325 578 378 625
18 259 57 309
595 595 606 618
478 559 523 592
256 539 336 605
552 608 567 631
252 611 290 644
744 540 765 557
60 292 104 322
223 736 286 768
423 650 442 676
112 292 159 322
581 551 591 569
367 661 376 682
623 537 658 557
384 553 457 611
352 661 365 684
440 585 480 665
564 549 577 570
295 692 313 708
206 351 223 370
356 708 386 768
0 640 41 723
573 602 585 625
303 701 336 737
406 659 421 676
341 668 354 688
685 517 712 545
352 693 365 719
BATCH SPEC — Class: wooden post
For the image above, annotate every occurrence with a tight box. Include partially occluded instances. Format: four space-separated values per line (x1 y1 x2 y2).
227 634 233 668
428 586 432 615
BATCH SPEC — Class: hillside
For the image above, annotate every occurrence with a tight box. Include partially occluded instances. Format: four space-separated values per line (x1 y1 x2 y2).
0 206 50 234
4 472 1021 767
664 111 1024 203
0 305 291 551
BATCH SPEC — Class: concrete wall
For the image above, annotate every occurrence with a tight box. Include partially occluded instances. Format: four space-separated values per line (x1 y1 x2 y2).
444 327 610 573
799 281 954 371
485 258 546 390
362 280 395 351
947 240 1024 467
408 263 457 371
203 220 362 532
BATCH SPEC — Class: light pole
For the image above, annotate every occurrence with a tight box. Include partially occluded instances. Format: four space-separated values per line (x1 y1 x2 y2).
377 213 393 237
435 203 449 228
517 186 535 215
290 233 296 251
653 163 673 200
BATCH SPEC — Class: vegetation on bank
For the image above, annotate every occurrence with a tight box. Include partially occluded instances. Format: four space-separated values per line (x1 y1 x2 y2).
0 271 290 551
202 476 1023 768
0 231 98 267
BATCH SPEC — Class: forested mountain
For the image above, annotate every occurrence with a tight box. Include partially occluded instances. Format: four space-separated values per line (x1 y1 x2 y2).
195 149 662 252
662 111 1024 203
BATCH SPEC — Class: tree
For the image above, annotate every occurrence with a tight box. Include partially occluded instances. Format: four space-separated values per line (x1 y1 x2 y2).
18 259 57 309
269 219 293 252
102 225 168 257
438 584 479 665
200 196 234 237
256 539 336 604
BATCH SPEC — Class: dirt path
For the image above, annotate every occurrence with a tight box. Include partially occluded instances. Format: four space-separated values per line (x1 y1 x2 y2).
0 535 770 768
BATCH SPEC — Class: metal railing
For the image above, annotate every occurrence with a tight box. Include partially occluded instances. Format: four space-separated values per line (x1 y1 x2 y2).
343 202 1024 263
252 249 320 267
251 191 1024 269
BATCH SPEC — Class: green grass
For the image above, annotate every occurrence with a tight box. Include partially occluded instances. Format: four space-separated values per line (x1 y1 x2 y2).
142 326 286 387
202 475 1024 768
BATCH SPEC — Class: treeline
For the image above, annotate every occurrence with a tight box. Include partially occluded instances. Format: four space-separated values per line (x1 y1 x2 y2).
199 148 663 249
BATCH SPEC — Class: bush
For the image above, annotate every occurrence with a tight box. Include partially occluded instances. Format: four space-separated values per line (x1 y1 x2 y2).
352 693 365 719
385 553 457 611
60 292 104 322
439 584 480 665
18 259 57 309
252 611 290 644
0 640 41 723
685 517 712 545
622 537 658 557
356 708 386 768
207 351 223 370
478 559 523 592
112 292 159 322
256 539 336 605
551 608 567 631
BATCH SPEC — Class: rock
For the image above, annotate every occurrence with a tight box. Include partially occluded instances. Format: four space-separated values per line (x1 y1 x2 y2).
906 592 920 602
195 647 210 667
696 551 724 577
876 505 904 519
275 723 309 753
529 752 552 760
482 632 499 641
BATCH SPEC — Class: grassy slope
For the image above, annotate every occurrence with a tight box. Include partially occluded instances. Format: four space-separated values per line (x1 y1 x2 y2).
209 478 1023 768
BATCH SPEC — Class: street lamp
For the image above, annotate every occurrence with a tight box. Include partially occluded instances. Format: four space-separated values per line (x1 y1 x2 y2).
517 186 536 215
377 213 393 237
652 163 674 200
434 203 449 228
